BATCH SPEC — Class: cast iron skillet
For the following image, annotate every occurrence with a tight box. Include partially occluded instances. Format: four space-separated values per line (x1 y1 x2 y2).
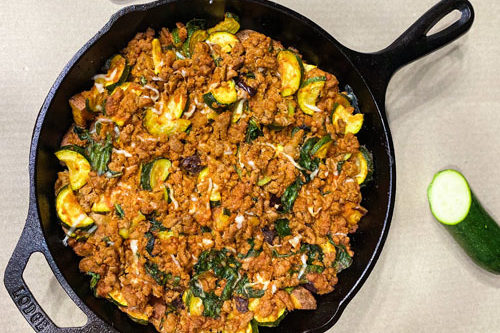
4 0 474 332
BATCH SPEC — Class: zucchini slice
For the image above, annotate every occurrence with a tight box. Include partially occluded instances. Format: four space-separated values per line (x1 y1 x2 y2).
297 76 326 115
207 32 239 53
143 90 190 137
428 169 500 274
303 63 317 72
189 30 209 56
310 135 332 159
231 99 247 123
55 149 91 190
277 50 303 97
208 13 240 34
126 310 149 325
257 176 272 186
56 186 94 229
248 298 287 327
331 104 364 134
108 290 128 307
182 290 204 316
319 240 336 254
151 38 163 75
91 195 112 213
214 209 231 231
198 167 221 202
143 110 191 137
140 158 172 191
95 55 130 93
203 80 238 109
353 146 373 185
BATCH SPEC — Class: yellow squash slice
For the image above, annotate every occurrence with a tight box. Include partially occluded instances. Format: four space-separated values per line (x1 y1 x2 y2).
332 104 364 135
108 290 128 307
152 38 163 75
143 89 190 137
297 76 326 115
277 50 303 97
55 149 91 190
207 32 239 53
56 186 94 229
248 298 287 327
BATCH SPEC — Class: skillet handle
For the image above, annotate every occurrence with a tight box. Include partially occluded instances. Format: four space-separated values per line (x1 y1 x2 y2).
342 0 474 105
3 212 108 333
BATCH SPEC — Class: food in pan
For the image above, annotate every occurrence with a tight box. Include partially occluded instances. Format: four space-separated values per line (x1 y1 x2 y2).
427 169 500 274
55 13 372 332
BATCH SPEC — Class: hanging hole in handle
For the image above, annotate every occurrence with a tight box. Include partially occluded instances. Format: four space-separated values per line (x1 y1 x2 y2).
23 252 88 328
426 9 463 36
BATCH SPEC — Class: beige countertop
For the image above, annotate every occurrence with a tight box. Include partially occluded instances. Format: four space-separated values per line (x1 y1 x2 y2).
1 0 499 332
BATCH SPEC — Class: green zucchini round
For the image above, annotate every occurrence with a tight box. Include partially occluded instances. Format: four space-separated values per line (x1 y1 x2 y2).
428 169 500 274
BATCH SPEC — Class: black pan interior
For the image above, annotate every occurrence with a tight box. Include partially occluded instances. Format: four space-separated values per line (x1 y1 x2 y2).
34 0 393 332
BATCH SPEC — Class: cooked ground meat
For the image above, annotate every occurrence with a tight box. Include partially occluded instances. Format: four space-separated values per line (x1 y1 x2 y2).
54 13 369 333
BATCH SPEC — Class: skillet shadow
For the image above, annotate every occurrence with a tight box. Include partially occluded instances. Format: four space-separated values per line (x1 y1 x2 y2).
385 39 466 125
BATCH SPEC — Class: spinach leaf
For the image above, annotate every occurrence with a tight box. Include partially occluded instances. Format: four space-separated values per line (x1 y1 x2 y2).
245 118 263 143
140 75 147 86
344 84 360 114
144 261 171 286
235 275 265 298
145 232 155 256
172 28 181 45
280 177 303 212
298 137 320 172
299 244 325 274
149 217 167 232
272 249 296 258
337 160 346 174
73 126 92 141
275 218 291 237
85 134 113 176
329 238 352 273
237 239 261 259
86 272 100 296
114 204 125 219
172 276 181 286
194 249 241 277
210 200 221 208
95 122 102 136
300 243 324 264
201 292 223 318
306 264 325 273
74 128 114 176
193 249 243 312
201 226 212 233
189 279 205 298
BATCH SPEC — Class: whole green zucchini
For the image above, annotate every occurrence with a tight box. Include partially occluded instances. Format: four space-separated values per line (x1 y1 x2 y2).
427 169 500 274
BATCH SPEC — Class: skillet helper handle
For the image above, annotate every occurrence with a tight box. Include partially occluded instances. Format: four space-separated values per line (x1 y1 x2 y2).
343 0 474 104
4 214 101 333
